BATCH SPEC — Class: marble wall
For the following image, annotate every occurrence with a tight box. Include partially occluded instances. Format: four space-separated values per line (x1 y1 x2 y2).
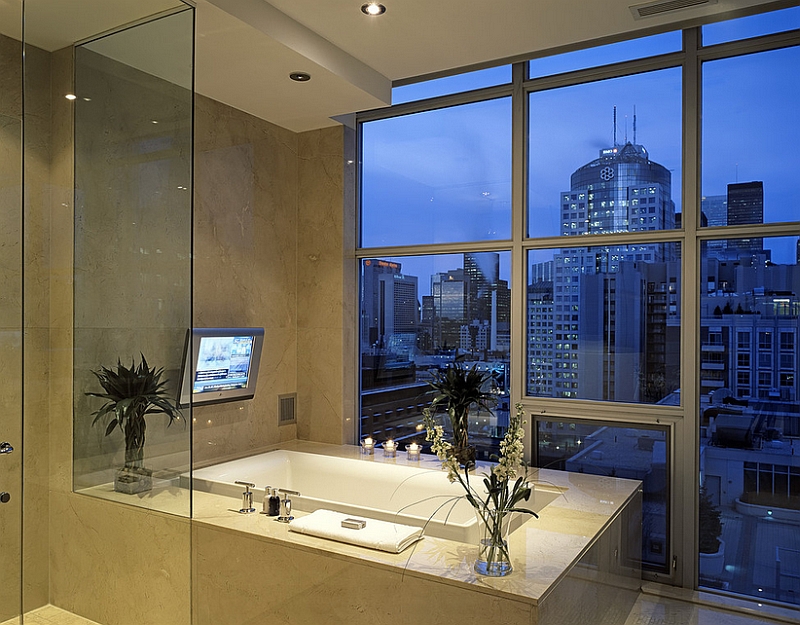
192 94 300 465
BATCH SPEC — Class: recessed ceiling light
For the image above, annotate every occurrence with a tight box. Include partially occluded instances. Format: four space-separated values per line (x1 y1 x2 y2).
361 3 386 16
65 93 77 100
289 72 311 82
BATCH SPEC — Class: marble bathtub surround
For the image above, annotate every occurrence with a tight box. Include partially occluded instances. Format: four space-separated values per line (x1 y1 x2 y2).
190 440 642 624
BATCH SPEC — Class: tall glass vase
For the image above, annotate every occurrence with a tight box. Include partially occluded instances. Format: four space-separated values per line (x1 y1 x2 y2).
474 507 513 576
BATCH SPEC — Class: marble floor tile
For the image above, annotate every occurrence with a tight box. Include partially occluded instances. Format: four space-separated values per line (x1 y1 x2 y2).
2 595 797 625
625 594 796 625
0 606 100 625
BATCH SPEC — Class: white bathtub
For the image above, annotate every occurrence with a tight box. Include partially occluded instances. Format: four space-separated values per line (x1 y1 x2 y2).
186 449 562 543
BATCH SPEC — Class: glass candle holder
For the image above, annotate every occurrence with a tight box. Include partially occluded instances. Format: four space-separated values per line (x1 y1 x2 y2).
361 437 375 455
383 439 397 458
406 442 421 461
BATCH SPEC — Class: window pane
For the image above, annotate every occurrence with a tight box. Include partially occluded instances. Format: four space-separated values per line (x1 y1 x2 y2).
700 236 800 604
702 46 800 227
526 243 681 403
360 253 511 460
392 65 511 105
528 32 681 79
361 98 512 247
536 420 670 573
528 68 682 238
702 6 800 46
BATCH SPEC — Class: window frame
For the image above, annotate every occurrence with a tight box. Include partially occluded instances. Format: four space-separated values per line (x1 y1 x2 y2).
352 14 800 595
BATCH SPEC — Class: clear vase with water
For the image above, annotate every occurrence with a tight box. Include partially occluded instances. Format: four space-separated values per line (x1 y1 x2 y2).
474 507 513 577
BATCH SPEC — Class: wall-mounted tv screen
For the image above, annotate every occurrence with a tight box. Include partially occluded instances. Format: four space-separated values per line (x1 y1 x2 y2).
177 327 265 407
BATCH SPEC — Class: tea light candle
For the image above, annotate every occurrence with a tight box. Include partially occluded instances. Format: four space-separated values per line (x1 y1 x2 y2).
406 442 421 461
383 439 397 458
361 437 375 455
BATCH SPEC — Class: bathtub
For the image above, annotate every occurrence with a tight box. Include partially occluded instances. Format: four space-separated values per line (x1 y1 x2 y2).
186 449 563 543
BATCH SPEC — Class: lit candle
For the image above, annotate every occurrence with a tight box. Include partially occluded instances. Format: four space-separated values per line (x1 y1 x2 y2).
361 437 375 455
383 439 397 457
406 442 421 461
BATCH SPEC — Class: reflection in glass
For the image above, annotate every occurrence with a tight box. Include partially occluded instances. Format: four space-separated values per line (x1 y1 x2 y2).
527 243 681 404
528 68 682 238
359 253 511 460
702 46 800 227
537 420 669 573
361 97 511 247
699 237 800 605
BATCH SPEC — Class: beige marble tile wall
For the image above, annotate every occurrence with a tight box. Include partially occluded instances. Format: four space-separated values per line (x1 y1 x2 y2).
0 31 24 625
296 126 352 445
192 94 300 464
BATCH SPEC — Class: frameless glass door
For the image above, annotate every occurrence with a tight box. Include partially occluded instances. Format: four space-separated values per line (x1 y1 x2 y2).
0 1 23 623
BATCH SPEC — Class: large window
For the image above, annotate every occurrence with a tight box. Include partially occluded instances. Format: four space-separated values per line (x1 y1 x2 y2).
359 253 511 460
357 8 800 608
361 98 511 248
527 243 681 403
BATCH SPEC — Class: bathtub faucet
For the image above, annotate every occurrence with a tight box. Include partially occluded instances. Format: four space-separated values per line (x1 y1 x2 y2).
276 488 300 523
235 481 257 514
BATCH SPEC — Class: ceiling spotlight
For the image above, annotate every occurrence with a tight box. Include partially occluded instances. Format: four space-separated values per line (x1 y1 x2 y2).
289 72 311 82
361 3 386 16
65 94 77 100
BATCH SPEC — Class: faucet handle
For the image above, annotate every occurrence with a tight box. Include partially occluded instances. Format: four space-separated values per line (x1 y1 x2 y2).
235 481 257 514
276 488 300 523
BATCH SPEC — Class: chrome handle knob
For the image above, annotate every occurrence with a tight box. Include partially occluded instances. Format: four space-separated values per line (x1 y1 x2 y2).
0 442 13 455
0 492 10 504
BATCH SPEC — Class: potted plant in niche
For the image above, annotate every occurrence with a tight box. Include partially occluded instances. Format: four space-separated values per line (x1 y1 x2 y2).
698 485 725 578
87 354 182 494
425 361 497 468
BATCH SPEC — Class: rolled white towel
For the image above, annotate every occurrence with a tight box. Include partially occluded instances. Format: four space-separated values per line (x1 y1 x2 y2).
288 509 423 553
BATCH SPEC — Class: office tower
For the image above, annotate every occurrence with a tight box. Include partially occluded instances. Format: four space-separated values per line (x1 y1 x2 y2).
727 181 764 252
361 259 419 351
528 139 679 400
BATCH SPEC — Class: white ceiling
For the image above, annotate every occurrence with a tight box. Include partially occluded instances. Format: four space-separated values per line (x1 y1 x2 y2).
1 0 782 132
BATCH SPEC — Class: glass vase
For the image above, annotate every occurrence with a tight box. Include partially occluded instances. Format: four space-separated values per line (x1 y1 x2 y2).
474 507 513 577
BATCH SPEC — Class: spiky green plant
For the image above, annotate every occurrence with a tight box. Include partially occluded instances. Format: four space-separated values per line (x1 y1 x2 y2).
426 362 496 467
87 354 181 471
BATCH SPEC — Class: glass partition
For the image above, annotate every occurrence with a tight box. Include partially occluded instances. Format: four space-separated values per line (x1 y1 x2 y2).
0 1 23 622
71 7 194 517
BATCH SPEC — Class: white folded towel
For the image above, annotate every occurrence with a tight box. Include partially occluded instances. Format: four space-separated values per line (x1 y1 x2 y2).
288 509 423 554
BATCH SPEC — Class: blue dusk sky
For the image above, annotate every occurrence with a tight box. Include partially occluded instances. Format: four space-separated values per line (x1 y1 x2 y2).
361 8 800 289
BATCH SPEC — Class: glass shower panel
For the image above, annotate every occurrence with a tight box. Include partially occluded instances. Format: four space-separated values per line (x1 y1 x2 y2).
0 1 22 622
72 8 194 517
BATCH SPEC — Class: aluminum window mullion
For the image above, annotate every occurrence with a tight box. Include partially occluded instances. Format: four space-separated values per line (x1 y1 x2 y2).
522 51 685 94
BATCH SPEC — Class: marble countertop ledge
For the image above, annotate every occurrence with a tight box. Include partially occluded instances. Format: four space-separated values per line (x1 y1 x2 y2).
188 440 642 605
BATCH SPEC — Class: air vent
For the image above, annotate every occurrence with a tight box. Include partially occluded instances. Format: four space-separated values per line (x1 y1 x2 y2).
630 0 716 19
278 393 297 425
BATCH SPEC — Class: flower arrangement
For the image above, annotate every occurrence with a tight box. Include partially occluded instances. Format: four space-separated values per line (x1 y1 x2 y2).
423 402 538 576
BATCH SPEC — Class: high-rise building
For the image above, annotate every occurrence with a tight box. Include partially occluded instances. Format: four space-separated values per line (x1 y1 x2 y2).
527 140 680 400
727 181 764 252
361 259 419 351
